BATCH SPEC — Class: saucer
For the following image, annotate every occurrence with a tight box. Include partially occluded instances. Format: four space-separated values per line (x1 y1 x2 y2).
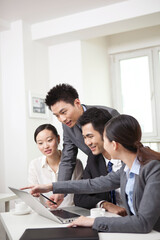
10 207 31 215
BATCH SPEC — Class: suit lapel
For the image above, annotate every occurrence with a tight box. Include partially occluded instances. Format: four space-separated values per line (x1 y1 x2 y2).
73 124 82 140
99 155 108 175
132 174 139 215
121 171 131 214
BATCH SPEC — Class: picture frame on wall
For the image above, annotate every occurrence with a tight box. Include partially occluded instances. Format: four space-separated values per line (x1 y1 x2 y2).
29 91 48 119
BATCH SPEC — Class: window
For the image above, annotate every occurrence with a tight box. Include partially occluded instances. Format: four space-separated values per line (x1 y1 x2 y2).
111 47 160 140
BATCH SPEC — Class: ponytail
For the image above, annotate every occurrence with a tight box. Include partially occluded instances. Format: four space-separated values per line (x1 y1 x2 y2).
137 144 160 165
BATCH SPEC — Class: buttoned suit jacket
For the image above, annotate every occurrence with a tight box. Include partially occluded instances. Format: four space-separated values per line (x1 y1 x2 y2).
53 160 160 233
58 104 119 181
74 152 110 209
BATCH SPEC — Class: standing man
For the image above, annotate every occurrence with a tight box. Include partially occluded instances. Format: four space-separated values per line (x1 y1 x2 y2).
74 107 127 216
45 83 119 183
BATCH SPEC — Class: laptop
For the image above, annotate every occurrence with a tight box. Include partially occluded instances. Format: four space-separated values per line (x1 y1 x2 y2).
9 187 89 224
19 227 99 240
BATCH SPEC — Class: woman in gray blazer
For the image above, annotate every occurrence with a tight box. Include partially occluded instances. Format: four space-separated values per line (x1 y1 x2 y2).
23 114 160 233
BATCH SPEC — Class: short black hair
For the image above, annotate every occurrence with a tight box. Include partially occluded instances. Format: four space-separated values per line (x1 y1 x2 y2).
34 124 59 142
79 107 112 137
45 84 79 110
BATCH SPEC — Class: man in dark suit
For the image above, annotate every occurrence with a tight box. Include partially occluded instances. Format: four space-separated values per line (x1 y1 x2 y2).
74 107 127 216
45 83 119 204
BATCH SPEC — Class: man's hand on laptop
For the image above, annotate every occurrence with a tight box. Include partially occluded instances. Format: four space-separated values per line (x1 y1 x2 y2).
46 194 64 209
21 183 53 197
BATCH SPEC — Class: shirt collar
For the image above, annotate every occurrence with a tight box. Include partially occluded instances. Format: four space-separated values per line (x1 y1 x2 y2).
82 105 87 112
103 157 120 165
41 156 59 173
124 157 140 177
103 156 112 165
41 156 48 168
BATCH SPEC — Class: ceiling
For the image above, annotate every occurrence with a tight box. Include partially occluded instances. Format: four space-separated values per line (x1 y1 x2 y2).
0 0 126 25
1 0 159 45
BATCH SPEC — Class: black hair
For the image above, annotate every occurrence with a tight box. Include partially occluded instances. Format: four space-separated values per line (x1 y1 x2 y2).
105 114 160 165
79 107 112 137
34 124 59 142
45 84 79 110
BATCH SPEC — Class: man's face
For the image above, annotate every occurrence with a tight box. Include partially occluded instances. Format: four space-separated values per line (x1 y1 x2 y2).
51 100 83 128
82 123 104 155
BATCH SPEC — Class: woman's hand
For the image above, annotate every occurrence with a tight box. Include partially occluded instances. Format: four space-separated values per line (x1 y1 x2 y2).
20 183 53 197
68 216 95 228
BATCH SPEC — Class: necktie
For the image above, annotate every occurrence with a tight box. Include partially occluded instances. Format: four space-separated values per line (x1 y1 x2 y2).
108 161 116 204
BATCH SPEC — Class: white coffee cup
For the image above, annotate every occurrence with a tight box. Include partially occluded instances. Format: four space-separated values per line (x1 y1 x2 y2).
90 208 105 218
15 201 28 212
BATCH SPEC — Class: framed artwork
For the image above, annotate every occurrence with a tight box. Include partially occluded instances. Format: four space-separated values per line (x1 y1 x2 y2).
29 91 48 119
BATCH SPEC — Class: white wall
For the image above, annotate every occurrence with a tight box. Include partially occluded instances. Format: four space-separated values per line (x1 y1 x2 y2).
23 22 52 166
0 46 5 192
48 41 87 165
81 37 112 106
0 21 52 192
108 25 160 54
0 21 28 190
49 41 83 98
48 41 84 135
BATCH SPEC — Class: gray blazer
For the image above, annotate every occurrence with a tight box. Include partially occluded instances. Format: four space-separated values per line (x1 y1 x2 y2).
58 104 119 181
53 160 160 233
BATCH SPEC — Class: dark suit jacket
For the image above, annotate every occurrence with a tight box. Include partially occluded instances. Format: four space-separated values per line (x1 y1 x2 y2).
58 104 119 181
74 152 110 209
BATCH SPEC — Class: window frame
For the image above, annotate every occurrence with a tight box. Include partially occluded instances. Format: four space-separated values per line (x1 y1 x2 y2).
110 47 160 140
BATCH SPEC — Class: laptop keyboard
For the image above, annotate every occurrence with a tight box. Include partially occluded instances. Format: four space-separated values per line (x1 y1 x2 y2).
50 209 80 219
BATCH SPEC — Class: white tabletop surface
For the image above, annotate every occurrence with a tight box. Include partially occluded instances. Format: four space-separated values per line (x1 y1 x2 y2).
0 209 160 240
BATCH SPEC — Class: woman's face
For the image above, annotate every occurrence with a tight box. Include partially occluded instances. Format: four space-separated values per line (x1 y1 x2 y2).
36 129 59 157
103 131 115 159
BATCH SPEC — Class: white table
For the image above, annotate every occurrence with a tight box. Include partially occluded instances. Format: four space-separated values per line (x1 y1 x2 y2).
0 194 17 212
0 210 160 240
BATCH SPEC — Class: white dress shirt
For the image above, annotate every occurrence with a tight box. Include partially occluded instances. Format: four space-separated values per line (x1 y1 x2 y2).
28 156 83 208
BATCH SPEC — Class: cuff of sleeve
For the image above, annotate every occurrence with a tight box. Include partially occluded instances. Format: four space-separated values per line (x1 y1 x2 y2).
96 200 106 208
52 183 67 197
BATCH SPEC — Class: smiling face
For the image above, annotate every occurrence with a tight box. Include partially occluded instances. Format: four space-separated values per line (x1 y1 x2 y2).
36 129 59 157
82 123 104 155
103 131 117 159
51 100 83 128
